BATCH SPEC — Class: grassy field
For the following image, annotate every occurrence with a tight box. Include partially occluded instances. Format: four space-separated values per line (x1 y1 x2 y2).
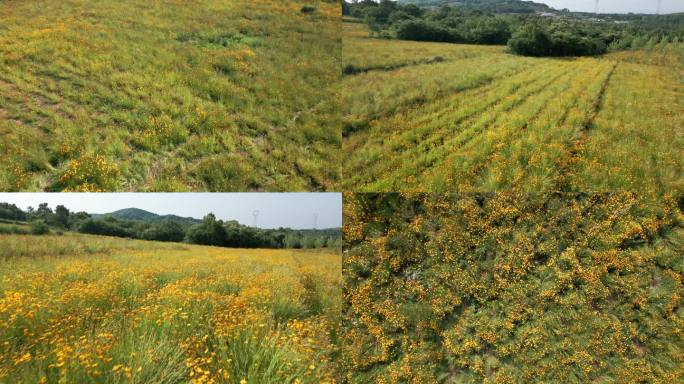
341 21 684 195
0 233 341 383
0 0 341 192
342 192 684 383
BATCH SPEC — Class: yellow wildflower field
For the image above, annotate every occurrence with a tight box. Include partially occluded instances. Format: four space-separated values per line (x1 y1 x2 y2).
341 21 684 194
0 233 341 383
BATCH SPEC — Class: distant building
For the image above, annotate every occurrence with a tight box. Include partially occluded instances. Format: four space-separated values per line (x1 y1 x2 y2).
538 12 556 18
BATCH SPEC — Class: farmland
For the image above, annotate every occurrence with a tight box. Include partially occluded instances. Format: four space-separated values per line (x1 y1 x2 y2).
341 21 684 195
342 192 684 383
0 233 341 383
0 0 341 192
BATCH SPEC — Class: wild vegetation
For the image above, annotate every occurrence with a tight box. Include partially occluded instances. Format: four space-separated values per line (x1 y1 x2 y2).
344 1 684 56
0 0 341 192
342 192 684 383
0 232 341 383
340 20 684 195
0 203 342 249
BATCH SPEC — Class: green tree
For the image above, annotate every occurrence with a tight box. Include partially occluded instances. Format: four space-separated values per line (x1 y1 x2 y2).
54 205 70 228
186 213 227 246
142 219 186 242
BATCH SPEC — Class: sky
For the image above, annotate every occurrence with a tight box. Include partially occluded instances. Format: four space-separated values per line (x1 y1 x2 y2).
0 193 342 230
539 0 683 14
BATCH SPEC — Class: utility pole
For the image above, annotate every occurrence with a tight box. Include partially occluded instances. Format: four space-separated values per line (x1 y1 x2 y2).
252 210 259 227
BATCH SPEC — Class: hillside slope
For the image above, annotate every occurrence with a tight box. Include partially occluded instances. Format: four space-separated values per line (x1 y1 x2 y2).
0 0 341 192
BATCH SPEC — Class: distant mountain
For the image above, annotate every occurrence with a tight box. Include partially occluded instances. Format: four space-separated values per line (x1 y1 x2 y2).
92 208 202 225
398 0 554 13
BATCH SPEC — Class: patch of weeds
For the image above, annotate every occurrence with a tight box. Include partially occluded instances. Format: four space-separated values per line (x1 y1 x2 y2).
177 31 262 49
343 118 370 137
215 330 308 384
189 155 254 191
271 297 308 324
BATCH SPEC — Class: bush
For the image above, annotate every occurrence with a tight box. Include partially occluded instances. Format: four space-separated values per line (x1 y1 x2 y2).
395 20 455 43
78 218 133 238
509 23 607 57
142 220 185 242
300 5 316 14
508 23 554 56
30 220 50 235
0 225 27 235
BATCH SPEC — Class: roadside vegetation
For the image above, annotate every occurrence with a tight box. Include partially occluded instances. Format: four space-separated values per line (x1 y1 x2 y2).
0 0 341 191
342 192 684 383
0 232 341 383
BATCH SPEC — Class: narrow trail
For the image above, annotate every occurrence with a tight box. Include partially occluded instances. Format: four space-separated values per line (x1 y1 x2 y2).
553 61 619 192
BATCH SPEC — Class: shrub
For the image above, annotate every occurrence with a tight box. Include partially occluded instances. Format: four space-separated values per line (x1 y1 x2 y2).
508 23 553 56
509 23 607 57
395 20 455 43
301 5 316 14
30 220 50 235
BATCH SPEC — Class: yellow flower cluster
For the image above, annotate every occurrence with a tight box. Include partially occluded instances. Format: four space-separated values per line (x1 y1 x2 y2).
58 153 119 191
342 193 684 383
0 234 341 383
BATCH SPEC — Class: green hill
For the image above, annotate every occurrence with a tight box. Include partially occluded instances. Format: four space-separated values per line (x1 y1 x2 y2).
92 208 201 225
397 0 553 13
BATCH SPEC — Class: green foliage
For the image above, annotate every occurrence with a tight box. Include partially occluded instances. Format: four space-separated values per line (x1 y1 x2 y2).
78 218 135 238
215 331 308 384
186 214 228 247
0 203 27 221
30 220 49 235
141 220 185 243
346 1 684 56
396 19 456 42
508 22 607 56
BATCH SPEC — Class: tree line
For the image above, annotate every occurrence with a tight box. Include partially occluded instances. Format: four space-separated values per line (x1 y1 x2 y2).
343 0 684 57
0 202 341 249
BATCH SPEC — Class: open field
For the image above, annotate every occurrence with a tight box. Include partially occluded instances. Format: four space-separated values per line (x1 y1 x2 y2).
341 21 684 195
0 0 341 191
342 192 684 383
0 233 341 383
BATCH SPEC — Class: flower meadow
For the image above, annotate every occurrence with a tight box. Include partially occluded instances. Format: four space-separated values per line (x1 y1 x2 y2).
341 21 684 194
0 233 341 383
342 193 683 383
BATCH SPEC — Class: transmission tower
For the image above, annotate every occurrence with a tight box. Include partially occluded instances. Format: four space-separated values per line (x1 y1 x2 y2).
594 0 599 15
252 210 259 227
657 0 662 15
313 212 318 230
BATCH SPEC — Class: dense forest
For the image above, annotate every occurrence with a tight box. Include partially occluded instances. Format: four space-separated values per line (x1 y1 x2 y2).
343 0 684 56
0 203 341 249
